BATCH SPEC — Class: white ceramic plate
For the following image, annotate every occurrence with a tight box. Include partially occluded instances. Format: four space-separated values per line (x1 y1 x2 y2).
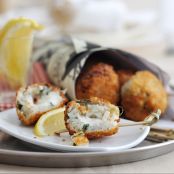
0 108 150 152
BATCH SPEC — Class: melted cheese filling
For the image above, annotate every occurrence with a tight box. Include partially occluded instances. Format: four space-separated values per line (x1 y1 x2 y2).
17 85 63 118
67 103 119 132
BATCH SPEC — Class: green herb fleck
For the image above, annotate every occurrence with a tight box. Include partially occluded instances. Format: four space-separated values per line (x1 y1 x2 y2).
17 102 23 110
45 88 51 95
39 89 44 95
76 99 90 107
90 114 97 118
50 102 54 106
82 124 89 132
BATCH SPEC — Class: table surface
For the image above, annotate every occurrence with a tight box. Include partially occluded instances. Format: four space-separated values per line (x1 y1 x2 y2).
1 43 174 173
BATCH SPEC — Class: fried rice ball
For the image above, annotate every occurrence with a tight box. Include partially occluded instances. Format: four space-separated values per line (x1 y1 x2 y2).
76 63 120 104
117 70 134 87
121 71 168 121
65 97 120 139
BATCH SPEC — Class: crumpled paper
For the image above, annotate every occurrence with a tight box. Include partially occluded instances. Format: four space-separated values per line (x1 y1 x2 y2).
33 36 174 120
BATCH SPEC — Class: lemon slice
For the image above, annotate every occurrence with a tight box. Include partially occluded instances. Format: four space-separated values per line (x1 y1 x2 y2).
0 17 43 87
34 107 67 137
0 17 43 44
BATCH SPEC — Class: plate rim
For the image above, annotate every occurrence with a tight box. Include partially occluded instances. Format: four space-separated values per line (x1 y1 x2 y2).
0 140 174 156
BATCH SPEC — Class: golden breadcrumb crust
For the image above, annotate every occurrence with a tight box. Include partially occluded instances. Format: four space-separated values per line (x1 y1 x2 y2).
121 71 168 121
65 97 119 139
16 83 68 126
71 133 89 146
76 63 120 105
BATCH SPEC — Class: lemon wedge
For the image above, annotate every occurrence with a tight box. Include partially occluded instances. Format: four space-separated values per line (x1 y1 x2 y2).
34 107 67 137
0 17 43 87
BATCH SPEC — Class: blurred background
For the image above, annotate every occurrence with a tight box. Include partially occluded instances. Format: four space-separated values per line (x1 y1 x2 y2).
0 0 174 75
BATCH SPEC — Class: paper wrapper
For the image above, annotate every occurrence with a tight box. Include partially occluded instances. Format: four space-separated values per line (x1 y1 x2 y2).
33 36 174 119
